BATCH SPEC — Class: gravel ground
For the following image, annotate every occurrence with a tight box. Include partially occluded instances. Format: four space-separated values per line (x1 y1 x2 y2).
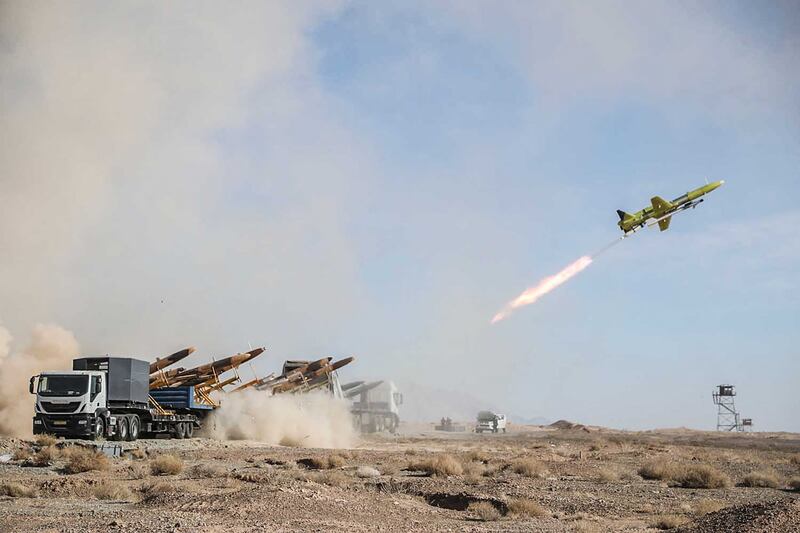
0 426 798 532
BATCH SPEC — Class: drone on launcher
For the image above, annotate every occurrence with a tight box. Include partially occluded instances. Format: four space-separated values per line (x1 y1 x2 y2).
617 180 724 235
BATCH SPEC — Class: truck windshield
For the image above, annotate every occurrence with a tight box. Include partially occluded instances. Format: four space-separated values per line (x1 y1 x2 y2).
37 375 89 397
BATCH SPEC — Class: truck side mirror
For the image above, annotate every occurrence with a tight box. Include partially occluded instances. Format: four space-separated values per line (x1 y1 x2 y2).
29 376 36 395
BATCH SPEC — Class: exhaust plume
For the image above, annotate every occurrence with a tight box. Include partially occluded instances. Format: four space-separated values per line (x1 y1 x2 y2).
491 255 593 323
0 324 79 437
207 389 356 448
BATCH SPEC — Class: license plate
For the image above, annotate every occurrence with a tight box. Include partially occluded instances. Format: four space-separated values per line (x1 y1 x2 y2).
52 420 67 426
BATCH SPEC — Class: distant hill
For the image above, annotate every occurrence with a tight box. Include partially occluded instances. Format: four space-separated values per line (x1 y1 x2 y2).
393 380 549 426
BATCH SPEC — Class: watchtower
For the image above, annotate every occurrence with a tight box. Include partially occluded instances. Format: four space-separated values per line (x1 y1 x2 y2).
739 418 753 432
712 384 740 431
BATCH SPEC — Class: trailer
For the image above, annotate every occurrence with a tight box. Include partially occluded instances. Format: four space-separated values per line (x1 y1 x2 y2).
31 356 213 440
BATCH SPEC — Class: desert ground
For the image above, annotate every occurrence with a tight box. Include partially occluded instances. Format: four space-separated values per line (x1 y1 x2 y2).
1 423 799 532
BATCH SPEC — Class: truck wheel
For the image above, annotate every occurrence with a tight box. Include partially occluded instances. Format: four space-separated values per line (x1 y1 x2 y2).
172 422 185 439
113 417 129 441
183 423 193 439
502 428 506 433
127 416 139 441
93 417 106 441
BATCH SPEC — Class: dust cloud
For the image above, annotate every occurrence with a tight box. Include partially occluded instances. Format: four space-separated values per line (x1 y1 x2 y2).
208 389 356 449
0 324 79 437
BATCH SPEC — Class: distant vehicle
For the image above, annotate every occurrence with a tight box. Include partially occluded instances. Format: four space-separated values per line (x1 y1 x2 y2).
350 381 402 433
617 180 725 234
475 411 506 434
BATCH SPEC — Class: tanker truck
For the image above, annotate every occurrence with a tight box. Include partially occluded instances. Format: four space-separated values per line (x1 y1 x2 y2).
30 356 214 440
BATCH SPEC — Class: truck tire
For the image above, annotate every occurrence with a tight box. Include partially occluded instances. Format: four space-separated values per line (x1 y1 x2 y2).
172 422 185 439
113 417 129 441
92 417 106 441
183 422 193 439
127 416 140 441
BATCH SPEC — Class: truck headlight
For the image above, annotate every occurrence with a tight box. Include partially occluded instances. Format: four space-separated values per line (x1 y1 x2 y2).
34 420 42 425
77 420 87 425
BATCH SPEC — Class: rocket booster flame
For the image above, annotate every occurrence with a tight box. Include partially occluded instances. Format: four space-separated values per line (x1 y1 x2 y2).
491 255 593 323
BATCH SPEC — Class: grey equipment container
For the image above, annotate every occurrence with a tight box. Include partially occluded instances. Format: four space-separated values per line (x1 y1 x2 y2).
73 357 149 406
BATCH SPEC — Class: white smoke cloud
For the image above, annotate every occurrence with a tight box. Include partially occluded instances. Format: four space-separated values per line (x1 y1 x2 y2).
0 324 79 437
208 389 356 448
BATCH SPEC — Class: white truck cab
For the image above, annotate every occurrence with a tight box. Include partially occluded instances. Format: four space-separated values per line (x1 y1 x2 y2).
32 370 109 438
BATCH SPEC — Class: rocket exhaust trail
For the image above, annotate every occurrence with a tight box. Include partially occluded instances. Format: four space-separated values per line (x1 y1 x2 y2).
490 236 627 324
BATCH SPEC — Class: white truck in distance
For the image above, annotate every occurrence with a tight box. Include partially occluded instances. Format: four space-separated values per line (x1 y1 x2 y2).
475 411 506 433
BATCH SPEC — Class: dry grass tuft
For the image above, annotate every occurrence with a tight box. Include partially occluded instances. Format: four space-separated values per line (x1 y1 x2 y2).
468 501 501 521
511 458 548 479
638 458 681 480
462 461 485 477
300 455 345 470
191 463 227 478
150 454 183 476
127 448 146 460
34 434 57 447
314 470 349 488
741 469 780 488
12 448 32 462
32 446 59 466
638 459 730 488
127 462 149 480
141 480 177 496
408 454 463 477
508 498 548 518
93 481 132 501
693 498 727 515
650 514 689 529
0 482 37 498
789 453 800 466
466 450 489 463
594 467 619 483
673 464 731 489
64 448 110 474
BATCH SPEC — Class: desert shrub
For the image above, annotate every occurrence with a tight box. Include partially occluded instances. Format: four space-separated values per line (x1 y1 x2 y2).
141 481 177 496
673 464 731 489
789 453 800 466
12 448 32 462
127 448 146 460
594 467 619 483
638 458 681 480
150 454 183 475
32 446 59 466
508 498 548 517
741 469 780 488
127 462 149 480
0 482 37 498
650 515 689 530
299 455 345 470
789 477 800 491
190 463 226 478
511 458 548 478
34 434 57 447
408 454 463 477
314 470 349 488
462 461 485 477
693 499 727 515
468 501 501 521
93 481 132 501
638 459 729 489
327 454 346 468
64 448 110 474
466 450 489 463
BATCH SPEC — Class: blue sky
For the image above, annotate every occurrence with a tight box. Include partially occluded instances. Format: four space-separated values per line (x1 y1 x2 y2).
1 1 798 431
